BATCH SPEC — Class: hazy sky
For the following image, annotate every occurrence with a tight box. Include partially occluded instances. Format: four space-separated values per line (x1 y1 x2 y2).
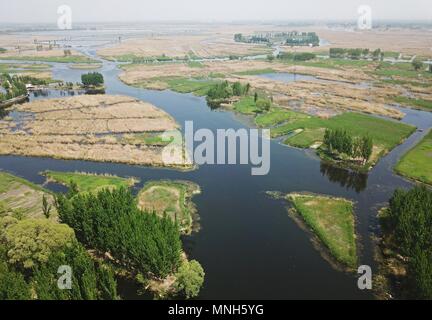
0 0 431 23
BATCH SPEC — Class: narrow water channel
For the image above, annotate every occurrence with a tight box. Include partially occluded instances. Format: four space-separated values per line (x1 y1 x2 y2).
1 48 431 299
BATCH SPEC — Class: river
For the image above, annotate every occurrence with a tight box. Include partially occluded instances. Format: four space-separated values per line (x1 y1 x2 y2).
1 41 431 300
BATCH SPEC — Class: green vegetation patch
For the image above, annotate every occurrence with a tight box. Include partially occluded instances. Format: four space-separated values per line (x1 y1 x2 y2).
187 61 204 68
165 77 220 96
0 55 99 64
395 129 432 185
232 96 272 114
273 112 415 151
287 193 357 268
279 58 373 70
138 180 200 235
255 107 308 127
120 132 175 146
374 62 432 79
393 96 432 111
43 171 138 194
285 128 326 148
235 68 275 76
379 186 432 299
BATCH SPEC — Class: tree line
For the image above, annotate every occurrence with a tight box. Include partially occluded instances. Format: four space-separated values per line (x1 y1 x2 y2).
207 80 250 101
385 186 432 299
55 187 182 278
330 48 384 61
323 129 373 163
277 52 316 62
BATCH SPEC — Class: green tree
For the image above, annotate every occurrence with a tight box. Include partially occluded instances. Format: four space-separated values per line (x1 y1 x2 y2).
3 218 75 268
56 187 182 278
386 186 432 299
412 59 424 71
256 98 271 112
33 241 118 300
81 72 104 87
0 264 31 300
360 136 373 163
42 194 52 219
175 260 205 299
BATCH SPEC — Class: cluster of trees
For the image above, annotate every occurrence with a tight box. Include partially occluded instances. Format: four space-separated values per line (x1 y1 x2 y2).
81 72 104 87
0 216 118 300
386 186 432 299
55 187 182 278
234 33 269 44
235 32 319 46
323 129 373 163
277 52 316 61
207 81 250 101
0 74 27 102
285 32 319 47
0 48 6 53
330 48 384 61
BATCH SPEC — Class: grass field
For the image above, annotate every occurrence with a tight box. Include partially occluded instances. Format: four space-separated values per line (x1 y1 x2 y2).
165 78 220 96
234 68 276 75
272 112 415 151
395 129 432 185
255 107 309 127
120 132 175 146
393 96 432 111
0 172 56 219
0 63 51 73
232 96 271 114
137 180 200 235
43 171 138 193
287 193 357 268
279 58 373 70
0 55 99 64
187 61 204 68
374 62 432 79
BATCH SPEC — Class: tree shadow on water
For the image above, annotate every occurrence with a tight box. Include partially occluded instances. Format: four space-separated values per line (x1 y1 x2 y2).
320 162 368 193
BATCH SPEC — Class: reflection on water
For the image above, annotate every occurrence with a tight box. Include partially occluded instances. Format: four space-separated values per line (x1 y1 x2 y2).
320 162 368 193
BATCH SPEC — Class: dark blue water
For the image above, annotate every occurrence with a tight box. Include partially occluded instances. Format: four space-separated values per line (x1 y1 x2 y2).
1 55 431 300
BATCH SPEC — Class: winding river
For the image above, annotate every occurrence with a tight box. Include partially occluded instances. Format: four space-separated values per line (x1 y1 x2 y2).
1 43 432 300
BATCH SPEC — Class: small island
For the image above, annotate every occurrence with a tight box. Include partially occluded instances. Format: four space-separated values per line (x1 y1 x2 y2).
138 180 201 235
271 192 357 270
